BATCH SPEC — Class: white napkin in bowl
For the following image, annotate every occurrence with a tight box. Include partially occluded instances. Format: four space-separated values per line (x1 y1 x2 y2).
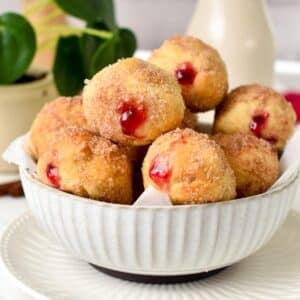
134 185 172 206
279 125 300 170
2 134 37 176
271 124 300 189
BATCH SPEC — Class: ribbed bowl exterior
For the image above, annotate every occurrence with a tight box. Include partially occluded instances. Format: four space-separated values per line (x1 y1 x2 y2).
20 168 299 275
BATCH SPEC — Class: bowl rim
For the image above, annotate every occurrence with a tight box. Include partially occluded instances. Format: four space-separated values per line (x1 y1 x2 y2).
20 164 300 210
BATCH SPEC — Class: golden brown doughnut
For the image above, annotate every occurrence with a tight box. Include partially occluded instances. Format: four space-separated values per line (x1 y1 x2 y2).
213 84 296 151
29 96 88 160
148 35 228 112
213 133 280 197
83 57 185 146
142 128 236 204
37 127 133 204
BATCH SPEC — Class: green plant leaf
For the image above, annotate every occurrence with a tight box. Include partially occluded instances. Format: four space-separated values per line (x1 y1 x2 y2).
53 0 116 29
89 28 137 76
80 22 108 77
89 34 116 76
53 35 85 96
0 12 36 84
115 28 137 58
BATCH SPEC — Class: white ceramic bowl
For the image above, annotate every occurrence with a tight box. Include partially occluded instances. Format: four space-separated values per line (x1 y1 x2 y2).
20 163 299 276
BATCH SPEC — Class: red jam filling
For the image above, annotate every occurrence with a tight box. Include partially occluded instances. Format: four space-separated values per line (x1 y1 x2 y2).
149 155 172 190
117 100 147 137
284 92 300 122
249 111 269 138
175 62 197 85
46 164 60 188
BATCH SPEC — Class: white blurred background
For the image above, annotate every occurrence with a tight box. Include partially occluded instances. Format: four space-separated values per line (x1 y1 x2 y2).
1 0 299 60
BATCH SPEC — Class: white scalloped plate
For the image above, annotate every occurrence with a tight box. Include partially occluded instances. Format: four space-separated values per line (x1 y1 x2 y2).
1 211 300 300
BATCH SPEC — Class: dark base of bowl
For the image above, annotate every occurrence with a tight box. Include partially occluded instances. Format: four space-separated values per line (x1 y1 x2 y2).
91 264 228 284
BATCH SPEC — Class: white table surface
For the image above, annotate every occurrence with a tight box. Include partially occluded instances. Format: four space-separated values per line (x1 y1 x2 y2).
0 196 27 300
0 58 299 299
0 197 27 236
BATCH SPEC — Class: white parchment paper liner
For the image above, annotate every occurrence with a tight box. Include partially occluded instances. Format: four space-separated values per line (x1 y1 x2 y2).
2 126 300 207
2 134 36 176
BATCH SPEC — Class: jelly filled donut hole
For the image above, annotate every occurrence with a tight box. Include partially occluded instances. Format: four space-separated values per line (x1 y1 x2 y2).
37 127 133 204
83 57 185 146
214 84 296 151
149 35 228 112
213 133 280 197
29 96 88 160
142 128 236 204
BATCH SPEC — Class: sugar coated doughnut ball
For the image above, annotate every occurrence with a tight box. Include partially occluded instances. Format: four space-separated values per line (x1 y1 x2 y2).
83 57 185 146
148 35 228 112
213 133 280 197
37 127 132 204
213 84 296 151
29 96 88 159
142 128 236 204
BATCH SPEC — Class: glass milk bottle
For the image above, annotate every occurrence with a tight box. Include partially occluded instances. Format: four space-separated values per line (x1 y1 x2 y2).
187 0 275 89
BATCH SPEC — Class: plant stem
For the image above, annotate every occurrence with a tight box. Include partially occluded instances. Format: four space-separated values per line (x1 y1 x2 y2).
34 9 64 27
38 25 112 39
81 27 112 39
38 37 57 51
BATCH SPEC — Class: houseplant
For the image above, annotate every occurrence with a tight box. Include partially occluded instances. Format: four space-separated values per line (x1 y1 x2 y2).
0 0 137 172
0 12 57 172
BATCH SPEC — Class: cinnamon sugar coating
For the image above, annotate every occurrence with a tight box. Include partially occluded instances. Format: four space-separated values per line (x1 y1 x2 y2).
213 84 296 151
29 96 89 160
83 57 185 146
142 128 236 204
37 127 133 204
149 35 228 112
213 133 280 197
